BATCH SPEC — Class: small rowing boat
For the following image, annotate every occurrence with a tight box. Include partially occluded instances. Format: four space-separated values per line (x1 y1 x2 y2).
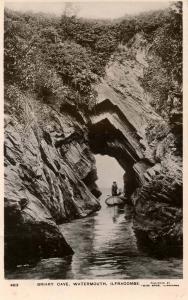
105 195 124 207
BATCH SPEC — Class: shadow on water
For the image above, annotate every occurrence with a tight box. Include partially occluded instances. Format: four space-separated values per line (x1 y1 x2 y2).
134 229 183 259
5 189 183 279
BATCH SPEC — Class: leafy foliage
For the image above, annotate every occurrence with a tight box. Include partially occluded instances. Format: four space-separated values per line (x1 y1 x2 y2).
4 2 182 120
4 8 119 112
141 2 182 141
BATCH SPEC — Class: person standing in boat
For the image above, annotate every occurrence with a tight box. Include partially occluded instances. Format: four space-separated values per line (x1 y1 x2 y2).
111 181 118 196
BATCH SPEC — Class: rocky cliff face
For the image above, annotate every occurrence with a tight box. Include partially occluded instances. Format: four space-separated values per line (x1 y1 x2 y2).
4 33 182 266
4 98 100 267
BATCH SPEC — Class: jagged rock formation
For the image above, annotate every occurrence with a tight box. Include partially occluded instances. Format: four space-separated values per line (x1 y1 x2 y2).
4 99 100 267
4 33 182 266
90 34 160 191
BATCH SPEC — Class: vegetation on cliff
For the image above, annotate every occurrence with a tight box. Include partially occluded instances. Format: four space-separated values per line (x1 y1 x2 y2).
5 2 182 119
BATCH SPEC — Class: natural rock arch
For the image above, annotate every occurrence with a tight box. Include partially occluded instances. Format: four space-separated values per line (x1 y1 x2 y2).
88 96 154 198
89 118 142 197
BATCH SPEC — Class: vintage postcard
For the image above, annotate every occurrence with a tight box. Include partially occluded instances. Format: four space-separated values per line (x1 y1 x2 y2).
1 0 188 299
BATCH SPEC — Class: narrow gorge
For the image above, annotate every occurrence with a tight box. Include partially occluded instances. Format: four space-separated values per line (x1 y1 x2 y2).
4 3 183 276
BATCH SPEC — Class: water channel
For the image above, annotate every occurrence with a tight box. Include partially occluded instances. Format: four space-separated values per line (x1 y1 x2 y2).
5 189 183 279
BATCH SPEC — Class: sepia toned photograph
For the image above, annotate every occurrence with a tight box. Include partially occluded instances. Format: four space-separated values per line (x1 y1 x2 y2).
4 1 183 280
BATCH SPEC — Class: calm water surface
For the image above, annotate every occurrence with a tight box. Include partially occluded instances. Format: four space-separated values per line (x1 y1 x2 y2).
6 190 183 279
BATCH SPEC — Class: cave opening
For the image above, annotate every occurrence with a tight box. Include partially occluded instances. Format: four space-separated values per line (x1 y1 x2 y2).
95 154 124 192
88 118 140 198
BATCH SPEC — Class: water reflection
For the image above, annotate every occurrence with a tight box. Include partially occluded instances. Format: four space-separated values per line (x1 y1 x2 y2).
5 190 183 279
60 191 182 279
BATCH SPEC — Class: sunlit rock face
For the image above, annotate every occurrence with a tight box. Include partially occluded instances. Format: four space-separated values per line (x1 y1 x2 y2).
90 34 159 193
89 34 182 256
4 99 100 267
